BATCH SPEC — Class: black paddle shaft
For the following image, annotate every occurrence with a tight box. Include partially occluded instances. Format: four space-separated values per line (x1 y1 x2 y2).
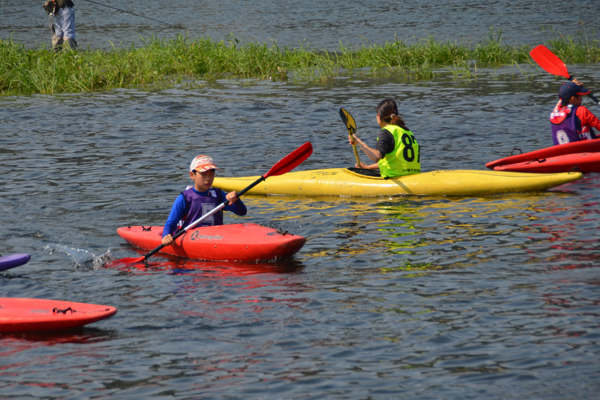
568 75 600 105
236 175 266 197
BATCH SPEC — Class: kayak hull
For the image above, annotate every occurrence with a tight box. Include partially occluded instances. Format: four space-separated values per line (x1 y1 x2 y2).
117 223 306 261
0 298 117 333
0 254 31 272
494 153 600 173
212 168 582 197
486 139 600 169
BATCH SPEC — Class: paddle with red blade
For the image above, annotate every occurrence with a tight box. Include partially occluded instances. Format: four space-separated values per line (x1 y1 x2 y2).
530 44 600 106
116 142 313 265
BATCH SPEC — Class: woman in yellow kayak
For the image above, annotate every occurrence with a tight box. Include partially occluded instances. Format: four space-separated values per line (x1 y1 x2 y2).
348 99 420 178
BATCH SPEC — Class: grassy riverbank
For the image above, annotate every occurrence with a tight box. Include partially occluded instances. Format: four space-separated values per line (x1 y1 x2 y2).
1 31 599 96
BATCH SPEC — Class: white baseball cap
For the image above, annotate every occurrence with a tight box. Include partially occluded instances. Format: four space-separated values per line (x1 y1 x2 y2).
190 155 220 173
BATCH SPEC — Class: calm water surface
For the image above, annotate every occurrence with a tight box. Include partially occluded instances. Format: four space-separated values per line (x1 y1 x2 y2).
2 2 600 399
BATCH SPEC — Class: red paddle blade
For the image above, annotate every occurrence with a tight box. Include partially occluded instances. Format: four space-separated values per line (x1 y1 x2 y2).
530 45 570 78
264 142 313 178
112 256 146 265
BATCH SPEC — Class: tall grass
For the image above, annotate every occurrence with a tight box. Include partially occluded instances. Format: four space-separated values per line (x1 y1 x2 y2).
1 29 599 96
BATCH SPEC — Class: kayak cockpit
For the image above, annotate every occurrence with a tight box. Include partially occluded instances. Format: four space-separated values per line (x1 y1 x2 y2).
345 167 385 180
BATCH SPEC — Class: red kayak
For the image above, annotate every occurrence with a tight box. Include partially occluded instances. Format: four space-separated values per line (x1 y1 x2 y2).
0 298 117 333
486 139 600 169
117 223 306 262
493 152 600 173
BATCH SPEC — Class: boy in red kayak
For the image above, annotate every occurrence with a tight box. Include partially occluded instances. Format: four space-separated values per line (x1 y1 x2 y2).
161 155 246 246
551 79 600 145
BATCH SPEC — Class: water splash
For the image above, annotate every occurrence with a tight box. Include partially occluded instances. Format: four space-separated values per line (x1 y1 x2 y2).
43 244 117 270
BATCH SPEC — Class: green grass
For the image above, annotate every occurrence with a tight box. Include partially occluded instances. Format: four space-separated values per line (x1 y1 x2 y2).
1 29 599 96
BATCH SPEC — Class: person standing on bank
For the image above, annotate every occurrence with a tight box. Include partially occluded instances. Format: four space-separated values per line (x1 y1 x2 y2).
44 0 77 51
551 79 600 145
348 98 421 178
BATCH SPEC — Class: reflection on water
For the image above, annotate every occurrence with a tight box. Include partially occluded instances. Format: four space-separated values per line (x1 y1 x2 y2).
0 328 115 392
0 329 115 353
113 256 305 277
251 190 598 276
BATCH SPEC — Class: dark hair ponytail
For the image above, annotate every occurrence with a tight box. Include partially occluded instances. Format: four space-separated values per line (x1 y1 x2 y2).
561 94 581 107
376 98 408 130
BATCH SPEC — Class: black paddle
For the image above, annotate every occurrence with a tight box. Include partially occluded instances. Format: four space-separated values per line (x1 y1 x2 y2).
530 44 600 106
339 108 361 166
117 142 313 265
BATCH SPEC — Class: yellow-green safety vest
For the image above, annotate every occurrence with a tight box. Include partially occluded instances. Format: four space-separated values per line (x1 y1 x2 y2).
377 125 421 178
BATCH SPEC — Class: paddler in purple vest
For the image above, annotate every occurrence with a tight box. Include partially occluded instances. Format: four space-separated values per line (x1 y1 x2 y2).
550 80 600 145
161 155 247 246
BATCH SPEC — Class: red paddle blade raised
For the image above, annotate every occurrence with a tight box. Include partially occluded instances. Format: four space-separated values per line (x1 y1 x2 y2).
530 45 570 78
264 141 313 178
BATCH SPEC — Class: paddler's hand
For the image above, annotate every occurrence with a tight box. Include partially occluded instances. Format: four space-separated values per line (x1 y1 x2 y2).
348 135 357 145
355 161 369 169
226 191 239 205
162 234 174 246
573 78 584 86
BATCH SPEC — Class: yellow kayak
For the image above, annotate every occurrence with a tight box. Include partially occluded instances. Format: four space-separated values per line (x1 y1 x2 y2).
214 168 582 197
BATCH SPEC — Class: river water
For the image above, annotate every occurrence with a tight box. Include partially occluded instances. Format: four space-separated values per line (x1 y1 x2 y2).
3 0 600 50
2 2 600 400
